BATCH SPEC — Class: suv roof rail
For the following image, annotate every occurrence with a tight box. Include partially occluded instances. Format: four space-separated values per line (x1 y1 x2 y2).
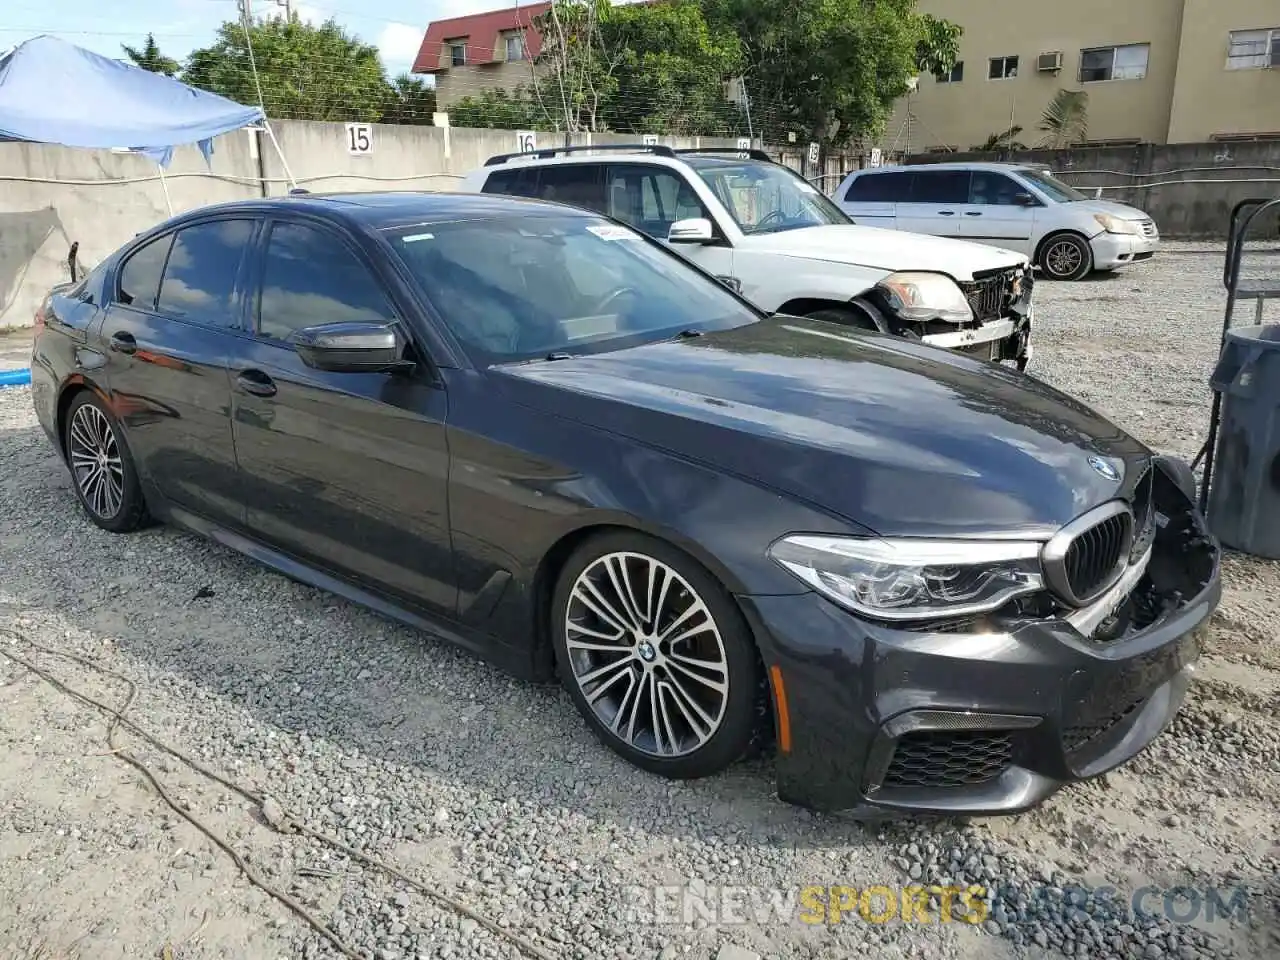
673 146 776 163
483 143 677 166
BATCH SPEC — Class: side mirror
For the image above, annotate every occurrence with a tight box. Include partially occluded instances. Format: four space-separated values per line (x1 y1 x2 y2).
289 321 411 373
1014 192 1037 207
668 217 715 244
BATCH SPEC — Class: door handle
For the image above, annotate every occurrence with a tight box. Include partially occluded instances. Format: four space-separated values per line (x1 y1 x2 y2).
236 369 277 397
937 210 956 216
109 331 137 355
964 211 983 217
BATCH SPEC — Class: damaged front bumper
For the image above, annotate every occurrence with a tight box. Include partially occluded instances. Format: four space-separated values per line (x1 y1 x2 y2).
741 456 1221 815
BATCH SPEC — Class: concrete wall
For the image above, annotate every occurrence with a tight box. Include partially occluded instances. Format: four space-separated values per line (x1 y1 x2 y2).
900 140 1280 238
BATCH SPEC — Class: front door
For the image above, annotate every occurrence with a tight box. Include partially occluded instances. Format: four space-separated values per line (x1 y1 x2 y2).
101 217 257 529
604 163 737 290
229 217 456 615
959 171 1040 254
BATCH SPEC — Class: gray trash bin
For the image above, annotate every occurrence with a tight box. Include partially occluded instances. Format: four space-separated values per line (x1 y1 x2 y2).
1206 323 1280 559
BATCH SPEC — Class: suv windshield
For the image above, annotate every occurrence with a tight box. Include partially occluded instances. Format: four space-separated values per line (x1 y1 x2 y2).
1017 168 1089 203
387 213 758 364
691 160 850 235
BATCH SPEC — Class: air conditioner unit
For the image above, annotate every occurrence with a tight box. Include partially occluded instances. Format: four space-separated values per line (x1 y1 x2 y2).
1037 51 1063 73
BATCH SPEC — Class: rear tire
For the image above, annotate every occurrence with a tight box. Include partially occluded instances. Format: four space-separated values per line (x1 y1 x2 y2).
1038 232 1093 281
64 392 149 533
551 531 762 780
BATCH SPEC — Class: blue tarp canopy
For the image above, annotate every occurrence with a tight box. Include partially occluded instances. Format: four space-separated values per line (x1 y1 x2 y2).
0 34 264 167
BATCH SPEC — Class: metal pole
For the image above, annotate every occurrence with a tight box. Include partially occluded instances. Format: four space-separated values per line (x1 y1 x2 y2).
262 121 297 191
157 163 174 216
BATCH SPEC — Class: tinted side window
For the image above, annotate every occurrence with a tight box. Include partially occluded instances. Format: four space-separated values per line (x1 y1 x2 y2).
843 171 912 202
117 235 172 310
257 221 397 342
534 165 607 213
969 172 1025 206
482 167 539 198
156 219 255 328
606 164 709 238
909 171 971 204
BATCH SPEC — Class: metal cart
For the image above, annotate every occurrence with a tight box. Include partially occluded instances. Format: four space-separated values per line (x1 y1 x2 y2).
1192 196 1280 517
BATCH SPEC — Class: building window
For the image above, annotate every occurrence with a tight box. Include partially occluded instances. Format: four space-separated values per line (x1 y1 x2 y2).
988 56 1019 80
505 32 526 61
448 41 466 67
1079 43 1150 82
935 61 964 83
1226 28 1280 70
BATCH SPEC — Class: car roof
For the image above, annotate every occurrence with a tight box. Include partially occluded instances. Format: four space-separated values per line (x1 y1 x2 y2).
477 150 778 173
164 190 598 231
853 161 1043 175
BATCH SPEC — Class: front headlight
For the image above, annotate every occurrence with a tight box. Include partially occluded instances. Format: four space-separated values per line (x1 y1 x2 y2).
1093 213 1140 235
768 535 1044 622
875 271 973 324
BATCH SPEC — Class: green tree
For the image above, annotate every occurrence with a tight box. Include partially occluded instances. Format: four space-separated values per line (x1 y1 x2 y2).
121 33 180 77
701 0 963 146
602 0 743 135
1038 89 1088 148
975 125 1026 151
183 15 390 122
381 74 437 125
449 87 550 130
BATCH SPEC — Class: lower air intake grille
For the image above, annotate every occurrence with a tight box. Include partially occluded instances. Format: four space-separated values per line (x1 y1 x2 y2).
1063 698 1146 754
883 731 1013 788
1064 512 1130 600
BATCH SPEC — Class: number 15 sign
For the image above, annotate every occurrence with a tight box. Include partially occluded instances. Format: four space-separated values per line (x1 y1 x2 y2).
345 122 373 156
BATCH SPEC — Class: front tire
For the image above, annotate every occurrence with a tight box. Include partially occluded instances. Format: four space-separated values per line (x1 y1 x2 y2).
64 392 149 533
1038 232 1093 281
551 531 762 779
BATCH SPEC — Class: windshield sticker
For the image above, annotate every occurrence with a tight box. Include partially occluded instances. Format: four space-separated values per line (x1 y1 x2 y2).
794 181 819 194
401 233 435 243
587 224 639 241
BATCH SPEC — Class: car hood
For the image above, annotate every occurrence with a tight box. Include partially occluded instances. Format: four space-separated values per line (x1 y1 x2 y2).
1063 199 1151 221
495 318 1150 538
736 224 1026 281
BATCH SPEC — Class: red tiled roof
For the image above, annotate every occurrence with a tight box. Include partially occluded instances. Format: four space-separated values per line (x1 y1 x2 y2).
411 3 551 74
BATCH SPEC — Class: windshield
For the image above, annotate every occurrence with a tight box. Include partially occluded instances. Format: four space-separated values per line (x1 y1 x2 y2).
387 214 759 365
693 161 850 235
1018 168 1089 203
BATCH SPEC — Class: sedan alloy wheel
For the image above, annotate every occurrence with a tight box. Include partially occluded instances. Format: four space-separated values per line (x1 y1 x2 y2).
564 551 729 757
69 402 125 521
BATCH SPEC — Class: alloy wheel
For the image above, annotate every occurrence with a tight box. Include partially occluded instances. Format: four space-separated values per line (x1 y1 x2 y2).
68 403 125 520
563 551 729 758
1045 239 1084 278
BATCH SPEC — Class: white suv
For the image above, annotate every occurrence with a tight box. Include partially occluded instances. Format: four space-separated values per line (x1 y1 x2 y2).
460 146 1036 369
834 161 1159 282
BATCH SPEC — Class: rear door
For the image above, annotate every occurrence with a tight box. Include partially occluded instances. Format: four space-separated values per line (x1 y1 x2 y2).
229 216 456 616
835 170 907 228
960 170 1039 254
895 170 972 238
100 217 257 528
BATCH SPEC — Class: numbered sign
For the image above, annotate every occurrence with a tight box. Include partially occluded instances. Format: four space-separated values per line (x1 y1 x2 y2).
642 134 659 146
869 147 883 168
345 122 373 156
736 136 751 158
516 130 538 153
807 142 820 165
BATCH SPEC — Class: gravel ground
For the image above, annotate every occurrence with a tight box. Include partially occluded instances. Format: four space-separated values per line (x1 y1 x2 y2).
1 242 1278 960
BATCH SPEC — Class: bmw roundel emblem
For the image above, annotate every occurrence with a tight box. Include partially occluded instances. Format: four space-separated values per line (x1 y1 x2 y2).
1088 456 1121 482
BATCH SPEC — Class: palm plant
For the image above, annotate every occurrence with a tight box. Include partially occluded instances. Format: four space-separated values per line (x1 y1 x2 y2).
1038 89 1088 148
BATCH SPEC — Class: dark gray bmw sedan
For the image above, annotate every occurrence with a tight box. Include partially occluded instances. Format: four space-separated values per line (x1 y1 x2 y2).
29 191 1220 815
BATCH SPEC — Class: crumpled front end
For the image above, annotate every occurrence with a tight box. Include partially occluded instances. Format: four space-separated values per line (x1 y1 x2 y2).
740 455 1221 816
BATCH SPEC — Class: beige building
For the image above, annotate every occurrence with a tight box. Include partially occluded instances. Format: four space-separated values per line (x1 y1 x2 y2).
888 0 1280 151
411 3 549 111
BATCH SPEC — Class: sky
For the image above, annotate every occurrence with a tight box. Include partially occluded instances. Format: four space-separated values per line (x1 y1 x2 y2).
2 0 503 78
